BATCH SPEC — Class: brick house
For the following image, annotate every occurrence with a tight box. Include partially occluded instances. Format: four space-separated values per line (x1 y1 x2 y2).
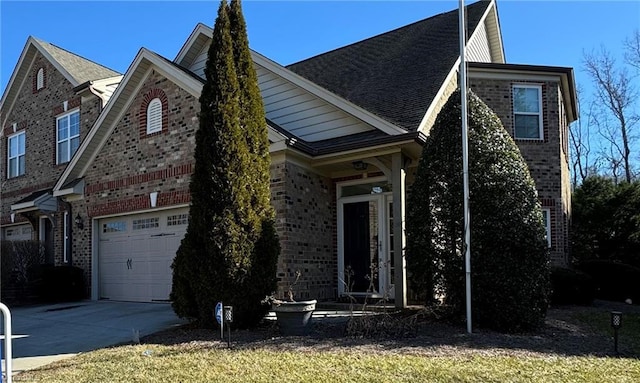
2 0 576 307
0 37 121 267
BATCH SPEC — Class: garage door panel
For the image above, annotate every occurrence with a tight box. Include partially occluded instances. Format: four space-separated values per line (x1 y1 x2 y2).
98 208 188 302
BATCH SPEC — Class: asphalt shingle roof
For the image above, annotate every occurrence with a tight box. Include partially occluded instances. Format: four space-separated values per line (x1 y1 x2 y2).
34 37 121 83
286 1 491 131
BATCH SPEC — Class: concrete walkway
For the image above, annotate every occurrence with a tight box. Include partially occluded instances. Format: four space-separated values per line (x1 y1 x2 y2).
1 300 185 375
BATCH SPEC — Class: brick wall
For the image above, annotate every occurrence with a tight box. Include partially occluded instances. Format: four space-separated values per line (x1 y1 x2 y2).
73 70 199 291
1 52 102 268
271 160 336 301
470 78 571 265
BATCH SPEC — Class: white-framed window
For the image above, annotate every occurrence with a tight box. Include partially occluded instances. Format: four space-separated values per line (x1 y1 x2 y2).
36 68 45 90
146 98 162 134
133 217 159 230
7 131 26 178
167 214 189 226
542 208 551 248
513 84 543 140
103 221 126 233
56 110 80 164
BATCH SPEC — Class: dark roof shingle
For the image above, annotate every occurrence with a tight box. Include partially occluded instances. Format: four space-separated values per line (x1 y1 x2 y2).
34 37 121 83
286 1 491 131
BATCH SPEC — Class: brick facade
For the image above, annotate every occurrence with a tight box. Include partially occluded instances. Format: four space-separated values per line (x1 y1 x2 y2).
271 160 336 300
1 52 102 268
72 70 198 292
470 78 571 265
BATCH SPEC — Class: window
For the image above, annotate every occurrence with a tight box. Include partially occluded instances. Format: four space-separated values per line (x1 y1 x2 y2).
167 214 189 226
36 68 45 90
133 217 159 230
57 110 80 164
542 209 551 248
63 212 69 263
513 85 543 139
7 131 26 178
103 221 126 233
146 98 162 134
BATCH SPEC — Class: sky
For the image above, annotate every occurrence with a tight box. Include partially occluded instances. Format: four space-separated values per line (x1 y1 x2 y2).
1 0 639 108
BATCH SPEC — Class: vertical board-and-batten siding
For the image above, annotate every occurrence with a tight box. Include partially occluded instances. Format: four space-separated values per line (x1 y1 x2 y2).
467 20 492 63
187 44 376 142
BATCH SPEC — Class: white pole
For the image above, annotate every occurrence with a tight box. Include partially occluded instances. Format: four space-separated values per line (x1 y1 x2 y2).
1 302 13 383
459 0 472 334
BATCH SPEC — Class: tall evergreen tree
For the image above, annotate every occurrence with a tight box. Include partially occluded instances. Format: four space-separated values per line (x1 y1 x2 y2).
228 0 279 327
171 0 278 328
407 89 550 332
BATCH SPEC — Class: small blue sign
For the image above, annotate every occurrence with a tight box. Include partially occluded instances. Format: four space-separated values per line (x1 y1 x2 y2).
215 302 223 325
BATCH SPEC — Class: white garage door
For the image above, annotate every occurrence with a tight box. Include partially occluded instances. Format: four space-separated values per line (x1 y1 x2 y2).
2 224 32 241
98 208 189 302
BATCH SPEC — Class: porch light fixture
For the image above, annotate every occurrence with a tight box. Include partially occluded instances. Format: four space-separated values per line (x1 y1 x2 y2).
75 213 84 230
352 161 368 171
611 311 622 354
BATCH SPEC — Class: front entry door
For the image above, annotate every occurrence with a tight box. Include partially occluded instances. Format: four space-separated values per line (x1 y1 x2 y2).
343 201 379 293
339 192 394 298
40 216 54 264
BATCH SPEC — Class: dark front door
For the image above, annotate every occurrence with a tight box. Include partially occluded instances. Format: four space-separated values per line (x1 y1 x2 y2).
343 201 379 293
42 218 54 264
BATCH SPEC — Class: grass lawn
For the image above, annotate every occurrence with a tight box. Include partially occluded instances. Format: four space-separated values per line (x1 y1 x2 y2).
13 345 640 383
13 302 640 383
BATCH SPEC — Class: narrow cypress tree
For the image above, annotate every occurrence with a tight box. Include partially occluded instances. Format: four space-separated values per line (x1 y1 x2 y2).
228 0 279 328
171 0 253 327
172 0 279 329
407 89 550 332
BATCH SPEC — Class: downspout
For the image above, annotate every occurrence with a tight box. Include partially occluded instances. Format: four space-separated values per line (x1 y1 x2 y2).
62 200 73 265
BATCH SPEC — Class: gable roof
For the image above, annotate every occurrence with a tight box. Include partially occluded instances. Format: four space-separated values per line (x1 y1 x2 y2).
32 37 120 85
286 0 493 131
1 36 121 127
54 47 204 194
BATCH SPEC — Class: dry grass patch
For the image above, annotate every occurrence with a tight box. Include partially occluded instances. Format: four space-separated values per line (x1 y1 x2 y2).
14 344 640 383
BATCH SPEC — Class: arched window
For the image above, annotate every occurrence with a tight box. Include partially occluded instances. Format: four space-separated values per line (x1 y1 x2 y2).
36 68 45 90
146 98 162 134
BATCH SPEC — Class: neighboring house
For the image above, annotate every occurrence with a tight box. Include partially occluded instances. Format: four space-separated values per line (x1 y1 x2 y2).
0 37 122 268
2 0 576 307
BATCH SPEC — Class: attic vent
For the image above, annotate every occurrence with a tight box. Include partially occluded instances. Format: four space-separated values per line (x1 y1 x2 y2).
36 68 45 90
146 98 162 134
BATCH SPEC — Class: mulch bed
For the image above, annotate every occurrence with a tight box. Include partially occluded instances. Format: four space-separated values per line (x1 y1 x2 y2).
141 300 639 358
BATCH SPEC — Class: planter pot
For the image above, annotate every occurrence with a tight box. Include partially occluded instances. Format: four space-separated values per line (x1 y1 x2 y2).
273 299 317 336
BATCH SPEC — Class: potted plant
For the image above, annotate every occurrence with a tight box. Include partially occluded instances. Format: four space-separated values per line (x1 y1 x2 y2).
263 270 316 336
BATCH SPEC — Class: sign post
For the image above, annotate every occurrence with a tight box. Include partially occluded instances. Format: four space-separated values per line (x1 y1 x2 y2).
215 302 223 340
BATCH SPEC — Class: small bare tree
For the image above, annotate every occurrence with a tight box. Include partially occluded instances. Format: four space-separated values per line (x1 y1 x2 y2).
570 87 598 188
583 40 638 183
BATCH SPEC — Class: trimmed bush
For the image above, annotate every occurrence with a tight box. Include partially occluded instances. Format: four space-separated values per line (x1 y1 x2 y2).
550 267 596 305
33 265 86 302
406 89 550 332
577 260 640 302
1 240 44 303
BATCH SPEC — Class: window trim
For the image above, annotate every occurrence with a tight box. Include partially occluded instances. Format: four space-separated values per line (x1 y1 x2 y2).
56 109 80 164
7 130 26 178
146 98 163 134
542 208 551 248
513 84 543 140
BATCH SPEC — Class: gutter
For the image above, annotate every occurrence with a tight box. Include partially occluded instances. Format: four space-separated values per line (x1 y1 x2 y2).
74 81 108 109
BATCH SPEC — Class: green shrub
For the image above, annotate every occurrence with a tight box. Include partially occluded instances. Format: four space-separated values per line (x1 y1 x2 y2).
577 260 640 302
550 267 595 305
406 89 550 332
34 265 86 302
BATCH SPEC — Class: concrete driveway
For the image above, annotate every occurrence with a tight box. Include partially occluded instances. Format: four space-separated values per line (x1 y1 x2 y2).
1 300 185 374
